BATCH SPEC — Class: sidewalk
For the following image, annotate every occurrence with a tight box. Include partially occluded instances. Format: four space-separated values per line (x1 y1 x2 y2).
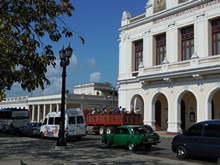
156 131 177 138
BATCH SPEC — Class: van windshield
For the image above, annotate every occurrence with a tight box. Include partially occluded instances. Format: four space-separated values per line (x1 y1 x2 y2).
77 116 84 124
69 116 75 124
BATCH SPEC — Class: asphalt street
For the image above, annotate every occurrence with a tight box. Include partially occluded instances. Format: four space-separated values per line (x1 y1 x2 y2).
0 133 217 165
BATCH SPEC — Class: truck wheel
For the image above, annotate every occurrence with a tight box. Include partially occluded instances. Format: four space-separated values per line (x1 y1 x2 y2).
128 142 135 151
99 126 106 135
106 126 114 134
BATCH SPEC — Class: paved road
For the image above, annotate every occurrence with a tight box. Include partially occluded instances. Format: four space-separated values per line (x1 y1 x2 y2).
0 133 216 165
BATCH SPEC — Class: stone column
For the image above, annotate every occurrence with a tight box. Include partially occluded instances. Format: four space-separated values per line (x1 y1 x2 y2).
194 11 207 58
37 105 40 122
56 104 59 112
43 104 46 120
167 21 177 63
50 104 52 113
143 29 152 67
167 97 182 134
32 105 35 122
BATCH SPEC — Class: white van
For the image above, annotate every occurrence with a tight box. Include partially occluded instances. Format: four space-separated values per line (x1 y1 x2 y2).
40 108 86 140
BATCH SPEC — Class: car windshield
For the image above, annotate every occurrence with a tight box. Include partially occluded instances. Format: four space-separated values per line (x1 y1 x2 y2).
132 127 146 135
142 125 154 134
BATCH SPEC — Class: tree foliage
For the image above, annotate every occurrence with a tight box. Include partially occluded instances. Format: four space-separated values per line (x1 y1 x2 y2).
0 0 84 100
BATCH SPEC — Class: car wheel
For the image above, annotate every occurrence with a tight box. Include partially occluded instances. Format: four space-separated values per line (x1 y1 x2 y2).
99 126 106 135
40 132 45 139
106 127 114 134
127 142 135 151
176 146 188 159
144 144 152 151
217 157 220 165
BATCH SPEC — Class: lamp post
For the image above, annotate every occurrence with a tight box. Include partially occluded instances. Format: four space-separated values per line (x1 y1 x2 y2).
56 44 73 147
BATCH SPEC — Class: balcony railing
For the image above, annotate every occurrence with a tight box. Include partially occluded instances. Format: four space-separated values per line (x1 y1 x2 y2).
118 55 220 81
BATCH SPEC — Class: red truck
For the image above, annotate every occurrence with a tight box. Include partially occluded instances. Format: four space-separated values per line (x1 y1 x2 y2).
82 109 143 135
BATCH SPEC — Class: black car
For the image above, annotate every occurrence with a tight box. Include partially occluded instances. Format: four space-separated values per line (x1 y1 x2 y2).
20 122 42 137
217 156 220 165
172 120 220 160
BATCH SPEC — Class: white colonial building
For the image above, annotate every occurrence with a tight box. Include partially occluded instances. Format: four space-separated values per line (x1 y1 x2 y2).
118 0 220 133
0 82 118 122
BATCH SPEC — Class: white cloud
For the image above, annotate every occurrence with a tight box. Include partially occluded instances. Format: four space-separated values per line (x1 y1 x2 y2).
42 77 62 95
88 58 96 68
69 53 78 67
46 59 61 78
90 72 101 82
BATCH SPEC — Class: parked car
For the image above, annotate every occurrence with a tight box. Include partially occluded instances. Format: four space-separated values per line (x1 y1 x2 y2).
20 122 42 137
172 120 220 160
217 156 220 165
102 125 160 151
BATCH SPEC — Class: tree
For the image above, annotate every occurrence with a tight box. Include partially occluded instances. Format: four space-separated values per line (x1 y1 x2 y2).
0 0 84 101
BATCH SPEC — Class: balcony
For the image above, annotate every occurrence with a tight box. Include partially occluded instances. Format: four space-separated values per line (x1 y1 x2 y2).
118 55 220 83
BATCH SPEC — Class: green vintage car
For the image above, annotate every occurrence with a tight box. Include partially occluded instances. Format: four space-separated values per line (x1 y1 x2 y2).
101 125 160 151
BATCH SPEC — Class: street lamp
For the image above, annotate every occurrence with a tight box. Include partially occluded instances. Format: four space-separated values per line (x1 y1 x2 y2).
56 44 73 147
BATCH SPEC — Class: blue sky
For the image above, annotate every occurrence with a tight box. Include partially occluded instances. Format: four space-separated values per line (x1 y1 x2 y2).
6 0 147 97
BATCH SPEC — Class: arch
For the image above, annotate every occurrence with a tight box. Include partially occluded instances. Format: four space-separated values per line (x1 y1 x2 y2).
206 87 220 120
155 100 161 129
151 91 168 131
181 100 186 131
176 89 197 131
130 94 144 119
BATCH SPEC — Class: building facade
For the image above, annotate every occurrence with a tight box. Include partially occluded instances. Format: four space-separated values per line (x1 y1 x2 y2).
118 0 220 133
0 82 118 122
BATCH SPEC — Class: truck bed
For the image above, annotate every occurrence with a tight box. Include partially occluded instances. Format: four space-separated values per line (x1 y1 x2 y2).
86 113 142 126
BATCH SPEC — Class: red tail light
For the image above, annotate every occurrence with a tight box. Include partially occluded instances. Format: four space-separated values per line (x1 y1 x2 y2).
142 137 146 141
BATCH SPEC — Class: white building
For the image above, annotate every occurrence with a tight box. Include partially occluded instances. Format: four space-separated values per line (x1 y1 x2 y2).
0 82 118 122
118 0 220 134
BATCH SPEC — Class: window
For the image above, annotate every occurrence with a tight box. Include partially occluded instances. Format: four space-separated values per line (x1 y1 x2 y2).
42 118 47 125
77 116 84 124
186 124 202 136
132 127 146 135
55 117 61 125
48 117 54 125
204 124 220 137
156 34 166 65
69 116 75 124
121 128 129 134
212 18 220 55
115 128 121 134
181 26 194 61
134 40 143 71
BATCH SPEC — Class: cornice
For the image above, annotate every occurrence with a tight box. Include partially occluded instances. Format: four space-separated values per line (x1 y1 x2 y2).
138 64 220 82
119 0 212 32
